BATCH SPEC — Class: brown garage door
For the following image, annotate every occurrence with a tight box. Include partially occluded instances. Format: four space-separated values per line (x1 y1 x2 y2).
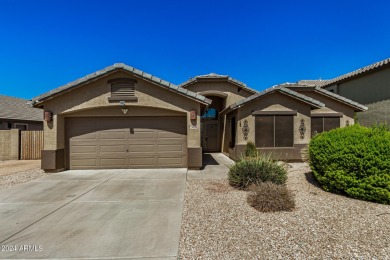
67 117 187 169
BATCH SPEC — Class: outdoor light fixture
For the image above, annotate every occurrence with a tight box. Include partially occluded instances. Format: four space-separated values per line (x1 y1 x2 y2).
190 109 197 120
119 101 128 114
44 111 53 122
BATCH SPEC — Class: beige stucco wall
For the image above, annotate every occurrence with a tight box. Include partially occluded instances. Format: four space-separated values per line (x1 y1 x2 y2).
183 81 253 109
0 129 19 160
294 90 356 127
41 70 202 151
235 92 312 146
325 67 390 104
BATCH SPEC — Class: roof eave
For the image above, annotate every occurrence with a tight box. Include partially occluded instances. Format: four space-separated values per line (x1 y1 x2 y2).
32 64 211 107
314 87 368 112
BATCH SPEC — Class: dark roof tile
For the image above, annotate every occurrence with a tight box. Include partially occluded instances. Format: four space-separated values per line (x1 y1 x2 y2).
0 95 42 122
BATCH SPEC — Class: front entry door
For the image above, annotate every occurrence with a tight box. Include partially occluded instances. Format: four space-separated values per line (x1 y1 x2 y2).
204 121 219 152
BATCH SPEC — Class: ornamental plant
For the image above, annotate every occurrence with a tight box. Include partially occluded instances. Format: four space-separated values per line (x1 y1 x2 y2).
308 124 390 204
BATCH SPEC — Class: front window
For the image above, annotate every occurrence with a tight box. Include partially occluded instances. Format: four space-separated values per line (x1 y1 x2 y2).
202 108 218 119
311 117 340 136
255 115 294 147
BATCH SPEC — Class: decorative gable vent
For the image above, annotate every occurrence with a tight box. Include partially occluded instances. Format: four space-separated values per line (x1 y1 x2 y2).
108 78 138 101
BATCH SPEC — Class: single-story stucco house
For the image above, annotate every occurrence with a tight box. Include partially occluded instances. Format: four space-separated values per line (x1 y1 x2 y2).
31 64 367 172
0 95 43 130
299 57 390 126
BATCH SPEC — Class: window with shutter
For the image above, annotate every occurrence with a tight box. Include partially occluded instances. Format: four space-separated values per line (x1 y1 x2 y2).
255 115 294 147
311 117 340 136
108 78 138 101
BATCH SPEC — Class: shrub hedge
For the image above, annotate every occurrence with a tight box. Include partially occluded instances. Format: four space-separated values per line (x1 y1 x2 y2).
308 124 390 204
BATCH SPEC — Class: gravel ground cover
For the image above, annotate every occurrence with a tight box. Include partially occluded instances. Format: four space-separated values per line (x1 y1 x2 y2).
179 163 390 259
0 160 48 190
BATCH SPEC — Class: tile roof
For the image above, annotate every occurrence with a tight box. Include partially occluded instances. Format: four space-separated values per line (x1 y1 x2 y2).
305 57 390 88
228 85 325 111
178 73 258 94
297 79 330 87
314 87 368 111
32 63 212 106
285 83 368 111
0 95 43 121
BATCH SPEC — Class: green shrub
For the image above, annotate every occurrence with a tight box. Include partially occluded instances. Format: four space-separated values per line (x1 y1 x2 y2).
308 124 390 204
228 154 287 189
245 141 258 157
247 182 295 212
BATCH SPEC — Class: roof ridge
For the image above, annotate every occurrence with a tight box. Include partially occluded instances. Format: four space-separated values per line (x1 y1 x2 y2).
32 63 211 106
320 57 390 87
178 73 257 94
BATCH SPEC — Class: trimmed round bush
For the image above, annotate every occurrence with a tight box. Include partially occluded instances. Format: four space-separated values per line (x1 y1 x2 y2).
308 124 390 204
228 154 287 189
247 182 295 212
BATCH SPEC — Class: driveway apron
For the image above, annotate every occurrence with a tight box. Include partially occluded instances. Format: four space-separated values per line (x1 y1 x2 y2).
0 169 186 259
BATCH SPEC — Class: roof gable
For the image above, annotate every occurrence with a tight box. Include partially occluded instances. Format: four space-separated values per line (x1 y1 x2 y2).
32 63 211 107
226 85 324 113
284 83 367 111
299 57 390 88
178 73 257 94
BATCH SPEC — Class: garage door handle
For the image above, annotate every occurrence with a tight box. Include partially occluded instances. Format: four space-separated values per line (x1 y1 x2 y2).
126 149 129 152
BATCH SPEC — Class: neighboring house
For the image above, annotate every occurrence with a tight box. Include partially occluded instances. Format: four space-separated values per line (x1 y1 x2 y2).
31 64 366 172
0 95 43 130
299 57 390 126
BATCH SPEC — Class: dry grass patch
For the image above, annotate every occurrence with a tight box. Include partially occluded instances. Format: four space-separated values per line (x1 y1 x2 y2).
247 182 295 212
205 180 233 194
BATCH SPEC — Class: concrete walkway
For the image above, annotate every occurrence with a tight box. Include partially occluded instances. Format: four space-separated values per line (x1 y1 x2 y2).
0 169 186 259
187 153 234 180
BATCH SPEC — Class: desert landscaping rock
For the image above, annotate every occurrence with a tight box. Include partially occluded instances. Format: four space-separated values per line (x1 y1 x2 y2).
179 163 390 259
0 160 48 189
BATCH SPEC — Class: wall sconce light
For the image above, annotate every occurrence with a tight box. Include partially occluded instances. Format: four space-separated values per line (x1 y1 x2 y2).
190 109 197 120
44 111 53 122
119 101 128 114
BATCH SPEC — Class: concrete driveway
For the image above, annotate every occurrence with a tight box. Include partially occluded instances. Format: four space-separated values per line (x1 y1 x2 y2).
0 169 186 259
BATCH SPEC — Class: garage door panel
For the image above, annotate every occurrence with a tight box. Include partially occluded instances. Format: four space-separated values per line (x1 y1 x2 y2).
158 144 184 152
100 158 126 167
129 144 155 152
99 144 127 153
129 131 155 139
157 131 184 139
70 145 97 154
99 131 127 140
68 116 187 169
71 158 98 167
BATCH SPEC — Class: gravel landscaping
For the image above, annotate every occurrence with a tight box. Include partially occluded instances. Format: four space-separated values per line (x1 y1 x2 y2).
0 160 48 190
179 163 390 259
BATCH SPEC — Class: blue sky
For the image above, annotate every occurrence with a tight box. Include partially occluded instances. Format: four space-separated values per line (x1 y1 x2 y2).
1 0 389 99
